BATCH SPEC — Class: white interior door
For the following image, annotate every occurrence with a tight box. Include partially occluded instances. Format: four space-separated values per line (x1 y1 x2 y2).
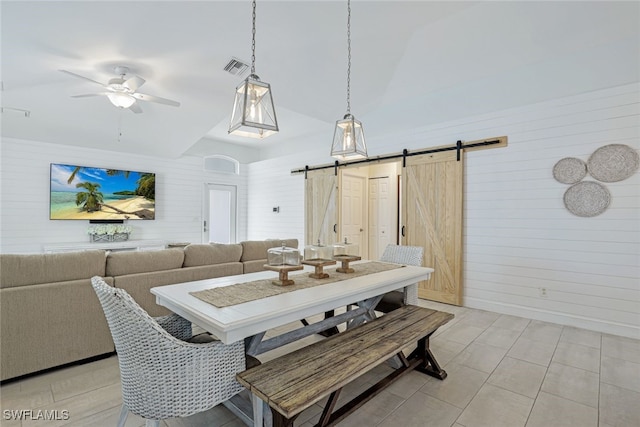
205 184 237 244
368 176 391 260
340 173 366 258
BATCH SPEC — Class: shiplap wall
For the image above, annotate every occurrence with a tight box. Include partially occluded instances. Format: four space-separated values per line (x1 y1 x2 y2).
246 151 310 243
0 138 248 253
246 83 639 338
1 83 637 337
461 85 639 339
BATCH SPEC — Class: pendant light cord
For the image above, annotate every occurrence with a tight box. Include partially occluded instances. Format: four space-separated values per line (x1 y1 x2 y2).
346 0 351 115
251 0 257 76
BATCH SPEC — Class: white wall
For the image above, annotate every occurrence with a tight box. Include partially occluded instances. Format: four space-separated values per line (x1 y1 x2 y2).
0 138 248 253
247 83 640 339
245 151 311 244
1 83 637 338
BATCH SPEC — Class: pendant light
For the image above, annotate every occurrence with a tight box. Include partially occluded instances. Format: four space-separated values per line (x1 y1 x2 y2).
229 0 278 139
330 0 367 160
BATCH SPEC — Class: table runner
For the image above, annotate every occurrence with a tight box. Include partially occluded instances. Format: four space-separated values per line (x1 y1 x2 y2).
190 261 403 308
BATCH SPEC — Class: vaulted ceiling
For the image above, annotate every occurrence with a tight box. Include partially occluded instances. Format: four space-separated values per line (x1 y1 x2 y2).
2 1 638 160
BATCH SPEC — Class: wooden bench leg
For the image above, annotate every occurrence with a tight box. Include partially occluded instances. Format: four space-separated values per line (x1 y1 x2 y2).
318 389 342 427
412 335 447 380
272 413 298 427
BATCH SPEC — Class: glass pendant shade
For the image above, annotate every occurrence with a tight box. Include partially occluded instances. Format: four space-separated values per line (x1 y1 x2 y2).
107 92 136 108
229 74 278 139
330 113 367 160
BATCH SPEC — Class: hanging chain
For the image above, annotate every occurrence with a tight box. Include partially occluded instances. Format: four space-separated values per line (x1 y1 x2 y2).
346 0 351 114
251 0 257 75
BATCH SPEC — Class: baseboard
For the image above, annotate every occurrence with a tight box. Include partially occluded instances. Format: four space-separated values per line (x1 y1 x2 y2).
464 297 640 340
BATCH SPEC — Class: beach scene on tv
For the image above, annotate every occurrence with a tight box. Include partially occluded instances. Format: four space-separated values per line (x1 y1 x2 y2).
50 164 155 220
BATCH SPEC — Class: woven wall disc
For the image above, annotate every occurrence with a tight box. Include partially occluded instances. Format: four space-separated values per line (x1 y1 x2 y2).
553 157 587 184
563 181 610 217
587 144 639 182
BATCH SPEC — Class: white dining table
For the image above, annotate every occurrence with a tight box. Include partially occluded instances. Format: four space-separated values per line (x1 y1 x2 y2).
151 261 433 427
151 261 434 355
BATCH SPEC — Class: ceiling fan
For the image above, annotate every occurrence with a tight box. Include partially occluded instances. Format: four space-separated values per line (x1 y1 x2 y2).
60 66 180 113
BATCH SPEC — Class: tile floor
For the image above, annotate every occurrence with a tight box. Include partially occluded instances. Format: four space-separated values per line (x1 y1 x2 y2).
1 300 639 427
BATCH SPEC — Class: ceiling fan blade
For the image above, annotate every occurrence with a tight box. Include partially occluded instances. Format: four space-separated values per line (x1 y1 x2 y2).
132 92 180 107
71 93 110 98
129 102 143 114
59 70 105 87
123 76 145 92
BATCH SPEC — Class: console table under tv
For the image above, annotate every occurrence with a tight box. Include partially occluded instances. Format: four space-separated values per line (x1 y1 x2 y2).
43 239 167 253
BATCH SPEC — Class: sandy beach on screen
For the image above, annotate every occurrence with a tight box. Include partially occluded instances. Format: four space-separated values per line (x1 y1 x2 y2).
53 196 154 220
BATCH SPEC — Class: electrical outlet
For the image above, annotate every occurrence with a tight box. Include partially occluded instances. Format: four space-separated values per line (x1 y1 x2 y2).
539 287 548 297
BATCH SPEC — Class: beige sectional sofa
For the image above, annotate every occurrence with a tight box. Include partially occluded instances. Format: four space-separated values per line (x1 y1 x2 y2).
0 239 297 381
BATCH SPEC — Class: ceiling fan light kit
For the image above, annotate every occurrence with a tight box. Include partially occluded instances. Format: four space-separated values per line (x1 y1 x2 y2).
107 92 136 108
228 0 279 139
331 0 368 160
60 66 180 114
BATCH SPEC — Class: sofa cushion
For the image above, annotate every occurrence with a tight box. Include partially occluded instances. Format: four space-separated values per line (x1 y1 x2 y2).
0 250 106 289
240 239 298 262
106 249 184 277
243 259 269 274
183 243 242 267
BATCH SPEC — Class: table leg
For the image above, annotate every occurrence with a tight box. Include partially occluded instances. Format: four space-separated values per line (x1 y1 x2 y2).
251 393 263 427
318 310 340 337
300 310 340 337
223 391 272 427
249 306 369 355
347 295 383 329
245 332 266 356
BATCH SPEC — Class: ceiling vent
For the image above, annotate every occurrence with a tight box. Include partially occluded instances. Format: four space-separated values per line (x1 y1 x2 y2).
1 107 31 117
224 57 249 76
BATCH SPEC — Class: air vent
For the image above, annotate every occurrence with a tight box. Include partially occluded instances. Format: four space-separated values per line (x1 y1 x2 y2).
224 57 249 76
1 107 30 117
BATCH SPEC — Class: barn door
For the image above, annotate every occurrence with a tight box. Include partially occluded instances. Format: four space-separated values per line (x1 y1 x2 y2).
402 151 463 305
305 169 338 247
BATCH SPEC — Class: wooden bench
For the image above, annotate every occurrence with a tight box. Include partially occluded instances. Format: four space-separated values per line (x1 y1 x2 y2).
236 305 454 427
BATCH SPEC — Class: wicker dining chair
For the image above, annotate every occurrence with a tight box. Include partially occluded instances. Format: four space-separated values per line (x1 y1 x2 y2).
375 244 424 313
91 276 246 427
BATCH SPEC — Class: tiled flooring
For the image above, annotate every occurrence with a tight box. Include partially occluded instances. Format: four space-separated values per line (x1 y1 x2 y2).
2 300 639 427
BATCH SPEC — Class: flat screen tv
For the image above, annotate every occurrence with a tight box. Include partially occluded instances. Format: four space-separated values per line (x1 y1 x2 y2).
50 163 155 220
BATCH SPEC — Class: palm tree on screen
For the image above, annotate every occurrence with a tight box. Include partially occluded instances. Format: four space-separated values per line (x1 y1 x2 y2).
136 173 155 200
66 167 129 184
75 182 104 212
